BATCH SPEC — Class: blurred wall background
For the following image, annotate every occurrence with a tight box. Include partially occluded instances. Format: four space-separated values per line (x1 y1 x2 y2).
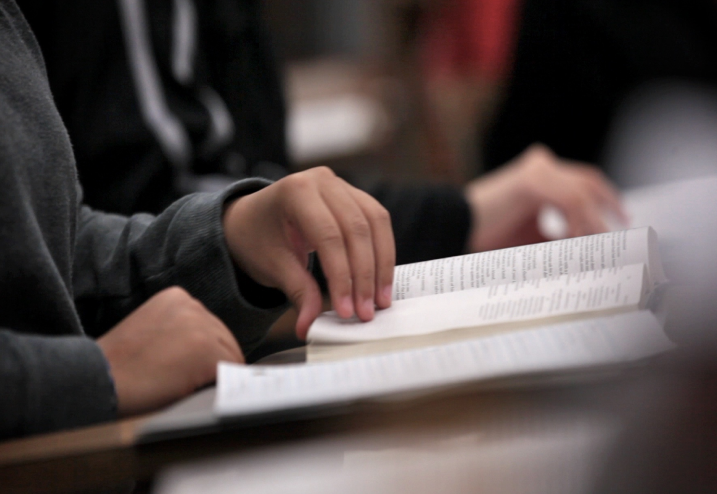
263 0 520 183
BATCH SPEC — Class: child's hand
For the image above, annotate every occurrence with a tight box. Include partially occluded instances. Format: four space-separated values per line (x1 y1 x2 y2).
98 287 243 416
223 167 395 339
465 144 628 252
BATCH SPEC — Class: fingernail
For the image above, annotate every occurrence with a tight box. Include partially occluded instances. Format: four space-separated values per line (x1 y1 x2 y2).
338 296 354 318
362 299 375 320
382 286 393 305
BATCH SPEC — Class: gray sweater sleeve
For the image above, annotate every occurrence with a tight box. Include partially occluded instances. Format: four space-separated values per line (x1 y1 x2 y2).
0 331 116 438
73 178 289 353
0 179 289 440
0 0 287 440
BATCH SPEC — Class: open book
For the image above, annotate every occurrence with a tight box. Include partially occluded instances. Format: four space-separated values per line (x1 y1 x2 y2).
307 227 667 362
212 311 671 419
140 308 672 441
140 228 673 441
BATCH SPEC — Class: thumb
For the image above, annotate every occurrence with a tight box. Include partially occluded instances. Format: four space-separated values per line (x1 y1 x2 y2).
276 254 323 340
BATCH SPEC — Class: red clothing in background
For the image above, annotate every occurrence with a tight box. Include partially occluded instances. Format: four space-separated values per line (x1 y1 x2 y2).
421 0 522 83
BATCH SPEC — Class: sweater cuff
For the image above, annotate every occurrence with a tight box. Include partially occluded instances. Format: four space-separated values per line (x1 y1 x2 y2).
0 331 116 438
166 178 290 354
221 181 288 309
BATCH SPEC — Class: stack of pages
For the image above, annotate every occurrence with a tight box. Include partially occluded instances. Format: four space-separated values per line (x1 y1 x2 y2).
214 227 673 418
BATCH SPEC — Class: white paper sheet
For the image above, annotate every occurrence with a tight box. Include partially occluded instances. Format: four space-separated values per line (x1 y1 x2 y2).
310 264 647 344
392 227 664 301
215 311 672 417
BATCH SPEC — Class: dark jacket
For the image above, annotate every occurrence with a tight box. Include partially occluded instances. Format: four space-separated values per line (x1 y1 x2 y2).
19 0 471 266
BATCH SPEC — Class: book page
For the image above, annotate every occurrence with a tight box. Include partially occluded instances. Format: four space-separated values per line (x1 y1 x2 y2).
215 311 672 417
393 227 664 301
310 264 647 344
540 176 717 264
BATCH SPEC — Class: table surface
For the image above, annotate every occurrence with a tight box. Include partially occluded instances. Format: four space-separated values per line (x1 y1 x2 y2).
0 351 652 494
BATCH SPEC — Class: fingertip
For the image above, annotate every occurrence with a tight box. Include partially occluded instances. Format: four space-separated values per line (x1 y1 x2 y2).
295 323 308 341
294 321 308 341
377 285 393 309
335 295 354 319
295 303 318 341
590 208 610 234
285 274 323 340
566 215 583 239
357 298 375 322
230 346 245 365
616 206 631 226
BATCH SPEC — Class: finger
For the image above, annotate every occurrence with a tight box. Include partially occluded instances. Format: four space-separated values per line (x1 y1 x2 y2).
213 338 244 365
286 188 354 319
193 339 241 391
541 183 598 238
563 195 609 237
273 251 324 340
320 181 377 321
569 173 623 232
347 186 395 310
535 171 607 237
584 174 629 225
584 202 610 234
190 303 246 363
565 164 629 224
215 331 245 364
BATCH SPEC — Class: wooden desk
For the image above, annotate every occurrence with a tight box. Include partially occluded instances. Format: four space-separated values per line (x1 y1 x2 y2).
0 362 653 494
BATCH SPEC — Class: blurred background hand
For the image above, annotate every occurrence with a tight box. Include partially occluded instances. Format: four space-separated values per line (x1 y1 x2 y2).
465 144 628 252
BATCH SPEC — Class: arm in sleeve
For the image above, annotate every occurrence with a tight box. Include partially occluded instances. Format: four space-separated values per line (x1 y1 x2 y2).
72 178 288 354
0 330 116 440
360 181 472 265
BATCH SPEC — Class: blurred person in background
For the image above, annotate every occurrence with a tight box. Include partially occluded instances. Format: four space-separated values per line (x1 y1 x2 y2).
17 0 624 263
416 0 521 176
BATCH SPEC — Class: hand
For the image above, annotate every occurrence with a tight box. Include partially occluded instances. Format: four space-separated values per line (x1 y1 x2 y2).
223 167 395 340
97 287 243 417
466 144 628 252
